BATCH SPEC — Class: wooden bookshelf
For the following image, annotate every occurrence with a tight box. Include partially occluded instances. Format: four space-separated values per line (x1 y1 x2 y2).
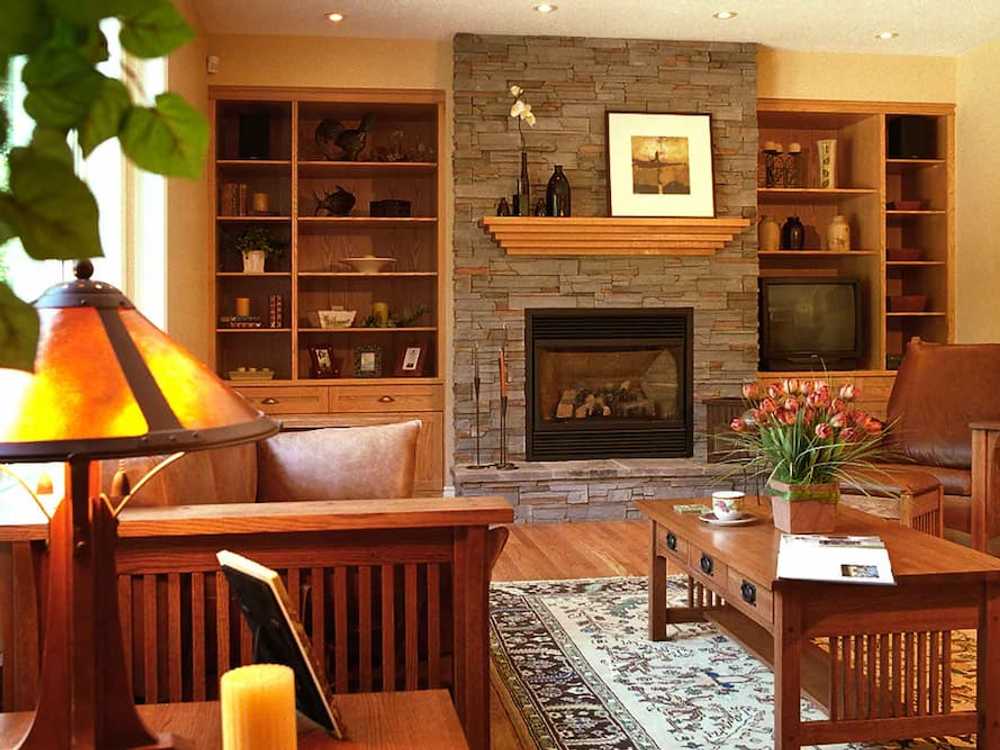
757 99 955 377
209 86 447 493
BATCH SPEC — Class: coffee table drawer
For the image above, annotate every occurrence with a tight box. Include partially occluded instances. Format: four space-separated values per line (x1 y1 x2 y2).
726 568 773 625
659 527 689 563
689 545 727 584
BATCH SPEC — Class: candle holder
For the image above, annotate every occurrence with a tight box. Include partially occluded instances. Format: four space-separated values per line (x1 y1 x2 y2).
495 394 517 471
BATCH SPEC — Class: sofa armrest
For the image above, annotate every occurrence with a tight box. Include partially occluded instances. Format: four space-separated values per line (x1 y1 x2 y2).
971 423 1000 551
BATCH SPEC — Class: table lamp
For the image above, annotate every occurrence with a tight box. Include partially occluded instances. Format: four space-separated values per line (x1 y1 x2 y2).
0 261 279 749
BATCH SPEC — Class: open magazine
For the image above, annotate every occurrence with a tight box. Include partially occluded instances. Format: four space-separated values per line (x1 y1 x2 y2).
776 534 896 585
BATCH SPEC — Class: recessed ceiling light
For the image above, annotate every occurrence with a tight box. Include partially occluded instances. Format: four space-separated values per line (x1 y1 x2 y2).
326 12 345 23
713 10 738 20
533 3 558 13
875 31 899 40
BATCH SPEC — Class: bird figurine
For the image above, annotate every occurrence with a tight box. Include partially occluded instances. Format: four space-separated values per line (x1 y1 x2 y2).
315 113 375 161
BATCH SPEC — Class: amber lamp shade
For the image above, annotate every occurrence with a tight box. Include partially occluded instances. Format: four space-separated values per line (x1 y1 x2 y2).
0 262 278 749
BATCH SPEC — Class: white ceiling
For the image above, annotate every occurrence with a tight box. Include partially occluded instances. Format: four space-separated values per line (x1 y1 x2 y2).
198 0 1000 56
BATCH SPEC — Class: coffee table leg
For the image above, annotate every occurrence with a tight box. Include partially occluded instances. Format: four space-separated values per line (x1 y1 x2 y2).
978 580 1000 748
648 520 667 641
774 589 803 750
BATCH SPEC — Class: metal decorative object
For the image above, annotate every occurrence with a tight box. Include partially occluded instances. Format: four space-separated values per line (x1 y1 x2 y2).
466 343 489 469
314 186 356 216
315 113 375 161
495 339 517 471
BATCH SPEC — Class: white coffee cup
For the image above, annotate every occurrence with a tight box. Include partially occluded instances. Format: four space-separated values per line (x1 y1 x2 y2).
712 491 745 521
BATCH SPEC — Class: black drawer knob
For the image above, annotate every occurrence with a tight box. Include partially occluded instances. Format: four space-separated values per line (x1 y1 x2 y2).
666 532 677 551
699 553 714 576
740 580 757 606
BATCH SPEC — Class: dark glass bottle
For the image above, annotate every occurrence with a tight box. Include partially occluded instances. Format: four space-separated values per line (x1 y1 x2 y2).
781 215 805 250
545 165 571 217
518 151 531 217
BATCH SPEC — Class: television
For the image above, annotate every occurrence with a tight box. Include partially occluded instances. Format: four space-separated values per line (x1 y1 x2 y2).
759 278 864 371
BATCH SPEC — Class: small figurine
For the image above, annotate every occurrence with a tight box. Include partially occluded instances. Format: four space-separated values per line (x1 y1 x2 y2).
533 198 546 216
497 197 511 216
315 113 375 161
314 186 356 216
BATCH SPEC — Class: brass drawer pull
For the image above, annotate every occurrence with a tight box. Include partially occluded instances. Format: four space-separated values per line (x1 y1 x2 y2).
666 532 677 551
699 553 714 576
378 395 395 403
740 580 757 606
261 397 278 405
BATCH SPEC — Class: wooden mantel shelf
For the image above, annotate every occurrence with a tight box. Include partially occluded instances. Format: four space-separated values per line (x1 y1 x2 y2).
480 216 751 256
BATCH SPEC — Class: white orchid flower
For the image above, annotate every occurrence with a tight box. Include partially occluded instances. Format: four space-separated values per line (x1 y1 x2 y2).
510 100 526 118
510 85 523 97
524 112 537 126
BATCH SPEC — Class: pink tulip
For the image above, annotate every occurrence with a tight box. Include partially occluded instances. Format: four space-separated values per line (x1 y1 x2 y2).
742 382 762 401
815 423 833 440
830 398 847 414
761 398 778 414
840 427 859 443
730 417 745 432
862 416 883 434
830 411 848 429
783 378 801 395
802 408 816 425
783 398 800 414
767 384 782 400
839 383 858 401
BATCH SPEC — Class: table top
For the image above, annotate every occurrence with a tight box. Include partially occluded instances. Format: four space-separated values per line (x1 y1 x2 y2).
638 497 1000 587
0 691 469 749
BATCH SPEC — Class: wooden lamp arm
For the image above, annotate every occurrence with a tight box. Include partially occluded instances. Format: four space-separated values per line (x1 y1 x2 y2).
971 422 1000 552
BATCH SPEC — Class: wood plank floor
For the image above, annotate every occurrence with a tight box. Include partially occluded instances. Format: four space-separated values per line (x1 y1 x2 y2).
489 520 649 748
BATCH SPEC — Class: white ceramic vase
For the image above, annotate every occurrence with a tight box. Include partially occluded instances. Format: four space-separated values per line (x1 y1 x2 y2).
827 215 851 251
759 216 780 252
242 250 266 273
817 139 838 189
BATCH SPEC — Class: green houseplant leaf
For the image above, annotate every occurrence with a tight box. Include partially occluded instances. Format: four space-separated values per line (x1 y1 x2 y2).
0 281 40 372
120 92 208 178
79 76 131 156
0 0 51 57
30 127 73 166
4 147 102 260
119 0 193 58
22 39 103 129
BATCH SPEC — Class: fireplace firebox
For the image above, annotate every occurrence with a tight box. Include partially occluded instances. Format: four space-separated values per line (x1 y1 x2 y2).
525 308 694 461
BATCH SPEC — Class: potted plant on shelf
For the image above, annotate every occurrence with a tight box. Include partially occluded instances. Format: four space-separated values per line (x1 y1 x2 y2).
727 379 889 533
232 227 281 273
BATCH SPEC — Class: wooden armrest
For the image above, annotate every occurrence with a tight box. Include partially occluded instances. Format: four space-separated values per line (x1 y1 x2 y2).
972 421 1000 432
972 429 1000 551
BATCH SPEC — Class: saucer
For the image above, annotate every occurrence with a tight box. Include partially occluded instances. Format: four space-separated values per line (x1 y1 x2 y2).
699 511 758 527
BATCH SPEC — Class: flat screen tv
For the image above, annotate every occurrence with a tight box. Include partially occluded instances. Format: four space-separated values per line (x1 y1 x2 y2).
759 278 864 371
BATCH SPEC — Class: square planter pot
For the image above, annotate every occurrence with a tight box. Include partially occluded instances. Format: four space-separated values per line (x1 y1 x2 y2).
769 480 839 534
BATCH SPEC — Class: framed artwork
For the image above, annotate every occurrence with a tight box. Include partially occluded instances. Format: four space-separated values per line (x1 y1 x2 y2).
353 345 383 378
605 111 715 217
394 344 427 377
307 345 339 378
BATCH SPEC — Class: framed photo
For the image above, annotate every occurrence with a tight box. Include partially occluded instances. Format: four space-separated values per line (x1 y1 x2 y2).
307 345 340 378
353 345 383 378
605 111 715 217
394 344 427 377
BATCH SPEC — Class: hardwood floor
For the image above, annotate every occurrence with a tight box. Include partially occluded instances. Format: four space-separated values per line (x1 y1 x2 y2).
489 520 649 749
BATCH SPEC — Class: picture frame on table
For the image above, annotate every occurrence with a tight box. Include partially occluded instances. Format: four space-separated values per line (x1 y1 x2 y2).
353 345 383 378
307 345 340 379
394 344 428 377
605 111 715 217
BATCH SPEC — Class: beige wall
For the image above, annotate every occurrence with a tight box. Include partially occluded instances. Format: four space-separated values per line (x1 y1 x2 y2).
165 0 211 361
758 48 956 102
956 37 1000 342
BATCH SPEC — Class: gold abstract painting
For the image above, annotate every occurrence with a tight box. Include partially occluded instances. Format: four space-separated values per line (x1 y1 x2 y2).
631 136 690 195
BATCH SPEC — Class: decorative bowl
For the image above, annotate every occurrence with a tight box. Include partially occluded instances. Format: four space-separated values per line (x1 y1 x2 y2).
886 247 923 262
888 294 928 313
343 256 396 274
317 309 357 329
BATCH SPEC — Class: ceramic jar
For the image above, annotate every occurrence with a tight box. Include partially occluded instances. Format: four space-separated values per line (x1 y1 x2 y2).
827 214 851 252
759 216 780 252
781 216 805 250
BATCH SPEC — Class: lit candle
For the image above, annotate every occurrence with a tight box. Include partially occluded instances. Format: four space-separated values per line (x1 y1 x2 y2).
235 297 251 317
221 664 297 750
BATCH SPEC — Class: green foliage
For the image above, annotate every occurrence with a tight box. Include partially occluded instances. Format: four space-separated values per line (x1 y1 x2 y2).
232 227 282 257
0 0 207 371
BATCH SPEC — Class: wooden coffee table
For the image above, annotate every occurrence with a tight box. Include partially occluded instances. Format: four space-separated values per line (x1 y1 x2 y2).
639 497 1000 749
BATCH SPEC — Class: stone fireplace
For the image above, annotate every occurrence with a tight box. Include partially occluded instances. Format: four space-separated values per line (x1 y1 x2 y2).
526 308 693 460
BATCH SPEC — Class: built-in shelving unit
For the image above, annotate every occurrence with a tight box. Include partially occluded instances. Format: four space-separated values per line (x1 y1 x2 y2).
757 98 955 374
208 86 447 493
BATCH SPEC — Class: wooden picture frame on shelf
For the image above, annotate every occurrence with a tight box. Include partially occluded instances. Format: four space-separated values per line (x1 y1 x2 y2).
394 344 427 377
307 345 340 379
353 345 383 378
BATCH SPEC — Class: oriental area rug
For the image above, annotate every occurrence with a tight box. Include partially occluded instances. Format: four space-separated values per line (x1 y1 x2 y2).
489 577 975 750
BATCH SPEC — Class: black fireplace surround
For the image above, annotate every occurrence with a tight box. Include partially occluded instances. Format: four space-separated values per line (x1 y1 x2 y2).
525 308 694 461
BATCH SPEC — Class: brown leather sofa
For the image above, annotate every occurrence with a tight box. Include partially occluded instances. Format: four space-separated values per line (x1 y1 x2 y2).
875 339 1000 550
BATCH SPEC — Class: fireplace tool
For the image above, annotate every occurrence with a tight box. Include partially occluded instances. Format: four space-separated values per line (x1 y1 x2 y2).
466 343 489 469
495 341 517 471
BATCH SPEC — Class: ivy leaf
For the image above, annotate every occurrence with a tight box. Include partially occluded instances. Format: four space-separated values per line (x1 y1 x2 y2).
0 282 40 372
22 41 103 130
120 93 208 179
80 76 131 156
30 127 73 167
0 0 51 57
119 0 193 59
81 26 110 64
4 148 103 261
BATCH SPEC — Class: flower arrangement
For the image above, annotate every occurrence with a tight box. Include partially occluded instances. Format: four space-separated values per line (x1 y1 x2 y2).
509 85 537 142
232 227 283 257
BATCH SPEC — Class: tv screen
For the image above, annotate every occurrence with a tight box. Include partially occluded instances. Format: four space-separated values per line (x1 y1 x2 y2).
760 278 862 370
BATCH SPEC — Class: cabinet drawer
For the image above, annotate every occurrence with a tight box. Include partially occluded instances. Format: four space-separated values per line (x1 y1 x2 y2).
332 384 443 413
726 568 773 626
688 545 727 585
658 527 689 564
238 386 329 415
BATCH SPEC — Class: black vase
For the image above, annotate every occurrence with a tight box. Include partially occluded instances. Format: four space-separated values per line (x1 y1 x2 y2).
781 216 805 250
518 151 531 217
545 165 571 217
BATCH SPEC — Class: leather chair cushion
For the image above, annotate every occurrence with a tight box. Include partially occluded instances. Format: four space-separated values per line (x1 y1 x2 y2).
887 339 1000 469
99 444 258 508
256 421 421 502
846 466 941 497
876 462 971 497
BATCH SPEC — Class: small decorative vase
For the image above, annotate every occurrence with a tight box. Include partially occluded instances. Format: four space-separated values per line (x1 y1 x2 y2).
769 480 839 534
759 216 780 252
518 151 531 217
497 197 511 216
780 216 805 250
545 165 571 217
827 214 851 252
242 250 266 273
817 138 838 189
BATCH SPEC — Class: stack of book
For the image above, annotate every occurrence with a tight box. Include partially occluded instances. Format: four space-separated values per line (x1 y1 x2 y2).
220 182 249 216
777 534 895 585
219 315 263 329
268 295 284 328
